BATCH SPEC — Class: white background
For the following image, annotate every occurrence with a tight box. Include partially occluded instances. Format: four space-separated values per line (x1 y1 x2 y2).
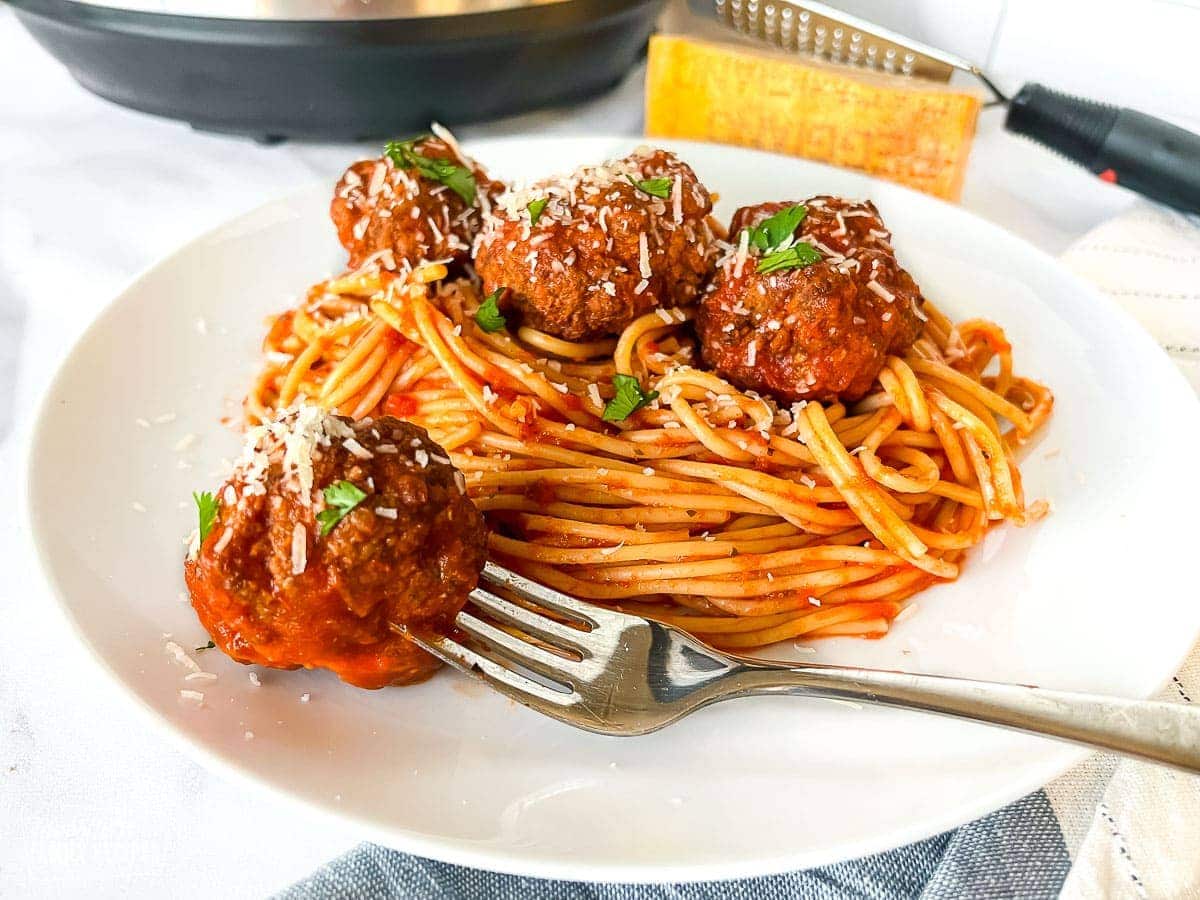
1 1 1197 896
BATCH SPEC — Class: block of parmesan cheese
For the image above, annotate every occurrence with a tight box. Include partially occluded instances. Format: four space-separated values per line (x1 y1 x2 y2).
645 34 982 201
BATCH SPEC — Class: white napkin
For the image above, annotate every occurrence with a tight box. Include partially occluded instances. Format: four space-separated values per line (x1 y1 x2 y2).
1048 204 1200 899
1060 203 1200 393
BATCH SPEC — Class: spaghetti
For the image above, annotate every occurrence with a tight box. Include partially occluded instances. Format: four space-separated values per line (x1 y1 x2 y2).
247 257 1053 650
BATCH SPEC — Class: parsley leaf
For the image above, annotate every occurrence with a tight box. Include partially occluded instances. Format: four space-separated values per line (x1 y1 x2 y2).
195 641 215 652
602 374 660 422
440 166 478 207
383 137 477 205
745 204 808 253
756 242 823 274
193 491 219 543
316 480 368 537
475 289 507 333
527 197 548 226
626 175 673 199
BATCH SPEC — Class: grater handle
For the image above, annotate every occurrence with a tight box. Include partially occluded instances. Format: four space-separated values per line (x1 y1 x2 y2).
1005 82 1200 214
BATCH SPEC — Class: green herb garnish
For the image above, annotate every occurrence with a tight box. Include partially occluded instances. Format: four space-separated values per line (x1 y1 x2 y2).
602 374 660 422
195 641 215 652
756 242 823 274
316 481 368 537
384 137 477 205
626 175 673 199
193 491 219 543
527 197 548 226
744 204 808 253
475 289 507 333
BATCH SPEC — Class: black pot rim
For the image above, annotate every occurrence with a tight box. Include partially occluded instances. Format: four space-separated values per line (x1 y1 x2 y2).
10 0 658 44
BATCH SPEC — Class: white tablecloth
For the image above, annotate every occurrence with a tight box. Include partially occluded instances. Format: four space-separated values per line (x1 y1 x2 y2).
0 7 1178 897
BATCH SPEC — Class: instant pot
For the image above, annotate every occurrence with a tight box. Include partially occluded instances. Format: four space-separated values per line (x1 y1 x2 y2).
10 0 663 140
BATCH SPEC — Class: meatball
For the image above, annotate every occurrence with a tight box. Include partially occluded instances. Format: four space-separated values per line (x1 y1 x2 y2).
184 408 487 689
331 133 505 271
695 196 926 403
474 147 719 341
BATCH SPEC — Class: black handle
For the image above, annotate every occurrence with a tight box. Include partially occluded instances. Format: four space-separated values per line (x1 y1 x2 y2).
1004 82 1200 214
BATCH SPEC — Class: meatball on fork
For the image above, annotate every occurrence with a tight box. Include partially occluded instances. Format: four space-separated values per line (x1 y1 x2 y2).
185 408 486 689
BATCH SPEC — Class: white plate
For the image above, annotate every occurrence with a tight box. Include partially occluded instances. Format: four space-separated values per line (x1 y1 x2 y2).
25 137 1200 882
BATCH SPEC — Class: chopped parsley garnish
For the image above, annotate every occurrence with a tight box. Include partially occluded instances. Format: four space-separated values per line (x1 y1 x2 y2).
193 491 219 543
756 242 823 274
195 641 215 652
745 204 808 253
383 137 477 205
626 175 673 199
602 373 660 422
475 289 507 333
527 197 548 226
316 481 368 537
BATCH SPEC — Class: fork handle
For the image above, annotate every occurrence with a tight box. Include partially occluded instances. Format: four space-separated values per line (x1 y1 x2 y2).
734 663 1200 772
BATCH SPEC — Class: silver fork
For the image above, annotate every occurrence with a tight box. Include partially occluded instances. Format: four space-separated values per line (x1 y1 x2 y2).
407 562 1200 772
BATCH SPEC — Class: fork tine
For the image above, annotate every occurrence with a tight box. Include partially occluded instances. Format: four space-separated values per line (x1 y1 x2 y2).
454 610 579 686
406 629 578 713
481 562 629 628
467 588 593 656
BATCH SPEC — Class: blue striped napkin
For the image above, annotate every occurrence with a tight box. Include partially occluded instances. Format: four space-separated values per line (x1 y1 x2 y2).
278 791 1069 899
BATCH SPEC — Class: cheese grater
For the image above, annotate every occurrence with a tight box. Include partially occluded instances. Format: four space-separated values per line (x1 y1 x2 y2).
688 0 1200 214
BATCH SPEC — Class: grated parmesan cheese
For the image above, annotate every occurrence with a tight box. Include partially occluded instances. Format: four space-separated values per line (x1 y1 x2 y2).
164 641 202 674
342 438 373 460
866 279 895 303
368 161 386 197
291 523 307 575
732 228 750 278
